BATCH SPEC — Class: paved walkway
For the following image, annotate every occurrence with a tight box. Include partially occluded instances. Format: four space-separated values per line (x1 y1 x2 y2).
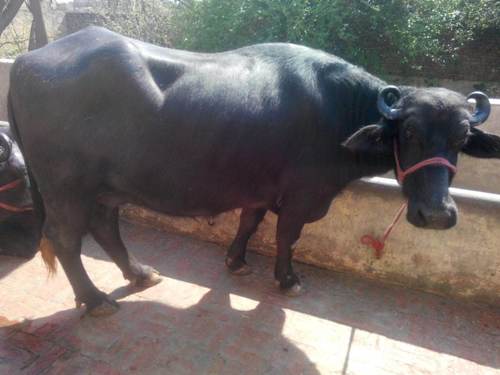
0 221 499 374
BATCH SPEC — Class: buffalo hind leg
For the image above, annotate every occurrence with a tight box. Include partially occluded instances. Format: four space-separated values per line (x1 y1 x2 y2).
43 203 119 317
225 207 267 275
274 209 305 296
89 204 162 288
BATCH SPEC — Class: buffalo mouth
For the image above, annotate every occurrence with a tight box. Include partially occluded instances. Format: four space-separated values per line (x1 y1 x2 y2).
406 196 457 230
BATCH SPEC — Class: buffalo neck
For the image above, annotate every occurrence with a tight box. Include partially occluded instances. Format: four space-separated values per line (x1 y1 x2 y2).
343 80 396 181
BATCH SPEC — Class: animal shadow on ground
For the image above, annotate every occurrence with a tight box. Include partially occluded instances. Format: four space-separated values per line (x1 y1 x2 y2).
112 222 500 370
0 254 29 283
1 220 499 374
0 288 322 374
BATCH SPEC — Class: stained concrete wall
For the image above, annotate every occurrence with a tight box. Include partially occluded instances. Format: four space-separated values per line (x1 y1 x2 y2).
0 59 498 306
122 183 500 306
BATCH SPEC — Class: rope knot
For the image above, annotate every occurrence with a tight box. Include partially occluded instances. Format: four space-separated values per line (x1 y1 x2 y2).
361 235 384 258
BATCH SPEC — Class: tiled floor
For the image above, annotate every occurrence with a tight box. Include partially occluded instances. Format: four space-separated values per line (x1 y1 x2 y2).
0 221 499 374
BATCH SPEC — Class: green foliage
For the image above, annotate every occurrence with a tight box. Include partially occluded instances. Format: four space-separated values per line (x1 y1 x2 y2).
171 0 499 73
95 0 172 46
394 0 500 65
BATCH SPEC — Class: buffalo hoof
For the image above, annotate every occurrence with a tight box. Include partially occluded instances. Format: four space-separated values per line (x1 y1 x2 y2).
132 266 163 288
282 283 304 297
275 274 304 297
229 263 253 276
225 257 253 276
127 265 162 288
75 294 120 317
88 299 120 317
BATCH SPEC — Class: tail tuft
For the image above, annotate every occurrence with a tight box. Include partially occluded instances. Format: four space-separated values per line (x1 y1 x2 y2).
39 237 57 275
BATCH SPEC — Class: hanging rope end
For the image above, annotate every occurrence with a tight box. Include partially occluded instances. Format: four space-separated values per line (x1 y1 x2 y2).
361 234 385 259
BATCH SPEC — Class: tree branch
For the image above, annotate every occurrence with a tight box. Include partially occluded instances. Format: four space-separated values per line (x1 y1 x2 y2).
27 0 47 50
0 0 24 37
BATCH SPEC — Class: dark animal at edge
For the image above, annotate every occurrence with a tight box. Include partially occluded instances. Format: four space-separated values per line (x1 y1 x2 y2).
5 27 498 316
0 123 39 257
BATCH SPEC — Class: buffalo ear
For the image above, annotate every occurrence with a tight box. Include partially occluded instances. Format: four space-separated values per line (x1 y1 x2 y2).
462 127 500 158
342 124 392 155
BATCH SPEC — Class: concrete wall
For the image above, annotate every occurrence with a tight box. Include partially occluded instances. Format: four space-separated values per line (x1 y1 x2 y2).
0 60 12 122
0 59 499 306
387 74 500 105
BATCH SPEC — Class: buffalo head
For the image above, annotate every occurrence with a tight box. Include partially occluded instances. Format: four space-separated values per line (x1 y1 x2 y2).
344 86 497 230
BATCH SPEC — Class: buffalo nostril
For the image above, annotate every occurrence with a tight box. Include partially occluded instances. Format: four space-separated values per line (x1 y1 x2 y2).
420 208 456 229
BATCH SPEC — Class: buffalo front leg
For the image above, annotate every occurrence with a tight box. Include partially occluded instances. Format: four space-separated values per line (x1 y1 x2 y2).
89 204 162 288
225 207 267 275
274 211 305 296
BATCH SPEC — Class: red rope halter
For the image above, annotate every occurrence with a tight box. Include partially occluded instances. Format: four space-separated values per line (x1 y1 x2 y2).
0 179 33 213
361 140 457 258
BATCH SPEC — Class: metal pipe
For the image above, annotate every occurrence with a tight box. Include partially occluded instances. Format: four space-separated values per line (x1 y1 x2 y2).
361 176 500 204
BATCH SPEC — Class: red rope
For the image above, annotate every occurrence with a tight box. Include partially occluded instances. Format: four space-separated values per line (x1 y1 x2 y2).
394 141 457 184
361 203 407 259
361 140 457 259
0 179 22 193
0 201 33 213
0 179 33 213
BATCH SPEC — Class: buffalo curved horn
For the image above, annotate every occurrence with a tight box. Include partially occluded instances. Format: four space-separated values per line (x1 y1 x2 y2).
467 91 491 126
377 85 402 120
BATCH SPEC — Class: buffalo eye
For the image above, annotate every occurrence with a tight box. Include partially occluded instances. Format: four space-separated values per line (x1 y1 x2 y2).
452 121 470 150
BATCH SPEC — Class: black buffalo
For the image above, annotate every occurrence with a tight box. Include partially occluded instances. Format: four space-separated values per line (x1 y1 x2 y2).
8 27 498 316
0 122 39 258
